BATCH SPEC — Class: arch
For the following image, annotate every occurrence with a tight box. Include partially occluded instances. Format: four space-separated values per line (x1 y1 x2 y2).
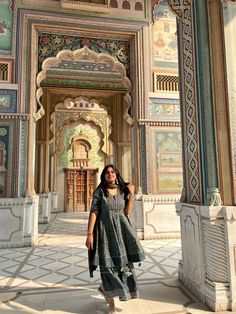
110 0 118 8
36 46 132 121
135 2 143 11
51 96 112 150
122 1 131 10
71 137 92 168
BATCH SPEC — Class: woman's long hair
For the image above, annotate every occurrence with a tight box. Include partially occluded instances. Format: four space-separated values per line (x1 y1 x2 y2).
97 164 129 197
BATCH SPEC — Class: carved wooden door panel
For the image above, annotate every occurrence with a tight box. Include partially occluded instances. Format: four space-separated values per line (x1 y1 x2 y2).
65 169 97 212
73 170 85 211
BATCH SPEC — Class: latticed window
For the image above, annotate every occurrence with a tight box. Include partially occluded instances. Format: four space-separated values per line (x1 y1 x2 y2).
155 74 179 92
0 63 9 82
74 142 88 160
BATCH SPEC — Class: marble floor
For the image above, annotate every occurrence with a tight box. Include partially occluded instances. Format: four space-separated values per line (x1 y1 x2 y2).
0 212 231 314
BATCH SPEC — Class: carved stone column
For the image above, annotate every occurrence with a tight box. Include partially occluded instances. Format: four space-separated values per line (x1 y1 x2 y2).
166 0 236 311
193 0 221 206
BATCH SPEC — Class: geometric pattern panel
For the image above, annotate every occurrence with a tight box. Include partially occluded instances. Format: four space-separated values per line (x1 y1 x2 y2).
19 120 27 196
167 0 201 203
0 212 182 292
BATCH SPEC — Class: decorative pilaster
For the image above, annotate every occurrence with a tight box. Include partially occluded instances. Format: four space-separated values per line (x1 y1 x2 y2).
192 0 221 206
139 124 147 194
167 0 202 204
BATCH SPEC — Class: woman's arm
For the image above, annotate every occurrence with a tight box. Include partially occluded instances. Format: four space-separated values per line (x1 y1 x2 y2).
124 184 135 216
85 212 98 250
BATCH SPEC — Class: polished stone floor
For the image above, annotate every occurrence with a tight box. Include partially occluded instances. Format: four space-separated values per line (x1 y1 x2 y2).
0 212 231 314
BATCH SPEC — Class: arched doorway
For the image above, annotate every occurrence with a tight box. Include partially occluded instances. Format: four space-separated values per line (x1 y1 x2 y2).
35 46 132 213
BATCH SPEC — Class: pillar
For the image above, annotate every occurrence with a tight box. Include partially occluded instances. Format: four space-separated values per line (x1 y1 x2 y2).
167 0 236 310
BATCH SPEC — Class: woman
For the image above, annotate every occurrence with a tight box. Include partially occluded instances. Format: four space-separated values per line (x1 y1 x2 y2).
86 164 145 313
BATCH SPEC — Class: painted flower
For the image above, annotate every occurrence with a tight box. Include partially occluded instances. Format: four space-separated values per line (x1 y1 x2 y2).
54 36 62 45
108 42 117 50
81 38 90 47
119 43 127 52
41 47 48 55
42 36 51 45
65 37 73 45
99 40 106 49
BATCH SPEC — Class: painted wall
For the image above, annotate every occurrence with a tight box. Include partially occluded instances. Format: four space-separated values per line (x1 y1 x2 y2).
0 0 13 52
148 127 182 195
152 0 178 72
56 121 104 210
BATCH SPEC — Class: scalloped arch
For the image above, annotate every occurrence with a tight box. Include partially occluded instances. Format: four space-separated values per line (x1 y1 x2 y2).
35 46 132 121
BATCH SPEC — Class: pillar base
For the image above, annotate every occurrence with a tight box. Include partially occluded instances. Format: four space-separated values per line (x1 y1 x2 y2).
38 193 51 223
50 191 58 213
0 196 39 248
142 195 180 239
177 202 236 311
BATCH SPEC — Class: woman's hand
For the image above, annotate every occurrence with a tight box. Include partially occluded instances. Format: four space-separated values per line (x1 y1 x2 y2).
86 234 94 250
127 183 135 196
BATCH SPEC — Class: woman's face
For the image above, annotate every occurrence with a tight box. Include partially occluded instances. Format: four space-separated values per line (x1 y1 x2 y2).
105 167 117 184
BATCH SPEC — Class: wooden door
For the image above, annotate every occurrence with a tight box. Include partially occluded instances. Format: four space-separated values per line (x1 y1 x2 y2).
65 168 97 212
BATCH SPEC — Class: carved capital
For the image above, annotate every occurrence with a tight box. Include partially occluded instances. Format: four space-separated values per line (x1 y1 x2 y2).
206 188 222 206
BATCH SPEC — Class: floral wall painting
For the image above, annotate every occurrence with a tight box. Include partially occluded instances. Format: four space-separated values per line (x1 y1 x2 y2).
59 123 104 169
152 0 178 69
149 128 183 195
0 0 13 51
0 126 9 197
38 33 130 77
0 171 7 196
157 172 183 193
148 98 180 120
0 90 17 113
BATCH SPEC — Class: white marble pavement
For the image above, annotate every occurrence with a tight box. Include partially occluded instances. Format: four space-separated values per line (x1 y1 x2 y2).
0 212 232 313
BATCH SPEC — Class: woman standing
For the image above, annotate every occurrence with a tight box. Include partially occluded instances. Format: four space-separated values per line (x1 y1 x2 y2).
86 164 145 313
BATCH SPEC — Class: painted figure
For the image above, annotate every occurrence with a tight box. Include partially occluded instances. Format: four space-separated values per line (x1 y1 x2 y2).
86 164 145 313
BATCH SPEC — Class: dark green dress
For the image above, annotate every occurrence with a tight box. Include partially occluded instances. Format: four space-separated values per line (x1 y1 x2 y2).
90 187 145 301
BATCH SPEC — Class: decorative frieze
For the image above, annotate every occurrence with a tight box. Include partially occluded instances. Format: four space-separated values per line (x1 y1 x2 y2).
142 194 180 203
138 119 181 126
0 113 29 120
61 0 110 12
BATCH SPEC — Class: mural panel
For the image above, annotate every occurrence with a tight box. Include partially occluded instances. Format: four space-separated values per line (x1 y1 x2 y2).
0 89 17 113
152 0 178 70
38 33 130 77
0 0 13 52
149 127 183 195
148 97 180 120
59 122 104 169
0 123 13 197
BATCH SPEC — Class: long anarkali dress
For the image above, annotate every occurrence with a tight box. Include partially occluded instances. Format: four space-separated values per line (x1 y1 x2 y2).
89 187 145 301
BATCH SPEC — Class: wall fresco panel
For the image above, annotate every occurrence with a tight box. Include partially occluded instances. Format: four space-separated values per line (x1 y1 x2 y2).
0 0 13 53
